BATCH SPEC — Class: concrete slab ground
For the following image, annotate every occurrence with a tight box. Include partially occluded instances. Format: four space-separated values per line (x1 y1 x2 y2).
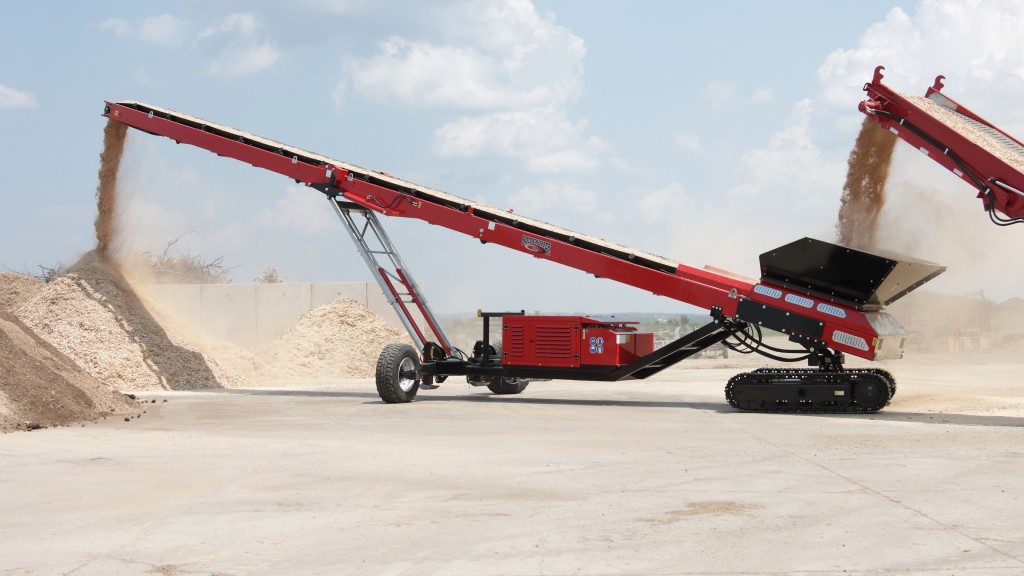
2 355 1024 575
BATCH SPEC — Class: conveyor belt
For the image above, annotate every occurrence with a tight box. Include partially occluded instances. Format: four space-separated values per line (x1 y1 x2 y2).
116 101 681 275
904 94 1024 176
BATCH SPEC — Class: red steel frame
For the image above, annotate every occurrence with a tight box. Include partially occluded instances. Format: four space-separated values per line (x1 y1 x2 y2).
860 65 1024 221
102 101 903 362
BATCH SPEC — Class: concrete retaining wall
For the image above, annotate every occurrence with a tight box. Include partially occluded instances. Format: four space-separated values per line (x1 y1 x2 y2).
151 282 403 349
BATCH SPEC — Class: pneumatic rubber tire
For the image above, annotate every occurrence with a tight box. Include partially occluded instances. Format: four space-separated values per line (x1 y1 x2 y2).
376 343 420 403
485 343 528 395
487 377 529 395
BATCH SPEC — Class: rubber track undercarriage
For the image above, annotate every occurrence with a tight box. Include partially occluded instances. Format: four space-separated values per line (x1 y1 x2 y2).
726 368 896 414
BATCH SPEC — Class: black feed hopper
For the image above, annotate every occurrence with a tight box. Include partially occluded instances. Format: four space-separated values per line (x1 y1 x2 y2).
759 238 946 308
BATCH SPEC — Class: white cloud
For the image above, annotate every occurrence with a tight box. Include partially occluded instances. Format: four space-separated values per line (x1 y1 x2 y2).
0 84 38 109
663 99 844 275
100 18 130 36
208 42 280 77
698 83 772 110
433 107 602 172
737 99 842 201
674 133 704 154
701 81 738 108
751 87 773 103
608 157 634 173
305 0 364 14
197 13 280 77
818 1 1024 118
198 13 259 39
346 37 554 110
101 14 186 46
507 180 608 224
330 81 347 109
702 82 772 108
527 148 599 173
132 68 157 86
340 0 594 173
510 181 589 212
139 14 186 45
341 1 584 111
256 185 334 234
100 11 277 77
640 183 694 224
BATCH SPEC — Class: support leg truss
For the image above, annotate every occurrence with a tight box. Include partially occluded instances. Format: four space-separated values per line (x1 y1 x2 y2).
329 198 455 356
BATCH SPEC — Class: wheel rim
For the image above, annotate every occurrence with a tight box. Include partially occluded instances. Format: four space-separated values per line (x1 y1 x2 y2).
398 357 418 392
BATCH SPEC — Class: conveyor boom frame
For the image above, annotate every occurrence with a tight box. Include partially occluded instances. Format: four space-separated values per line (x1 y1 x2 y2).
860 65 1024 224
101 100 937 365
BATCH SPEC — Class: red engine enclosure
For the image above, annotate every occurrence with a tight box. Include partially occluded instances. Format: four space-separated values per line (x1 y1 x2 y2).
502 315 654 368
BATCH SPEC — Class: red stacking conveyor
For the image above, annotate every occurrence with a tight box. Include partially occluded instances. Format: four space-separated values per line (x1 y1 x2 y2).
860 65 1024 225
103 100 941 364
102 99 945 412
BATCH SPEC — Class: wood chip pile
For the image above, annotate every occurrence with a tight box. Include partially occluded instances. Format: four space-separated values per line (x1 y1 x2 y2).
0 308 139 432
16 252 245 391
256 298 411 381
0 272 44 311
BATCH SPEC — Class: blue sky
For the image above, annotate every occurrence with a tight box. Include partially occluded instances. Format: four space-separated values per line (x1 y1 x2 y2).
3 0 1024 314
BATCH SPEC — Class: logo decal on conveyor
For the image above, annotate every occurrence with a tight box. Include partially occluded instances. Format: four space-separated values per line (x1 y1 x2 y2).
522 235 552 255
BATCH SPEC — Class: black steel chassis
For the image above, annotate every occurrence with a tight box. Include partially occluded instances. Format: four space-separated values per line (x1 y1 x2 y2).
418 310 736 384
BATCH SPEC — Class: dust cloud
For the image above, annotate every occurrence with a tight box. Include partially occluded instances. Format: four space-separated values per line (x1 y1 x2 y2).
874 147 1024 299
853 135 1024 357
836 113 1024 304
829 112 1024 358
